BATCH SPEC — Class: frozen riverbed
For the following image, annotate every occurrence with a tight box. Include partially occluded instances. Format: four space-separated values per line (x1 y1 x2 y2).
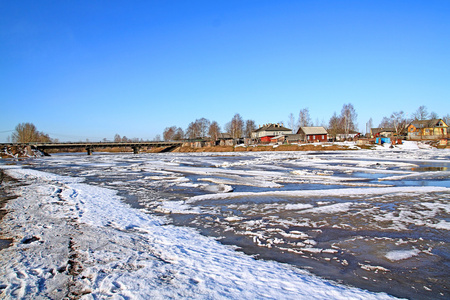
1 142 449 299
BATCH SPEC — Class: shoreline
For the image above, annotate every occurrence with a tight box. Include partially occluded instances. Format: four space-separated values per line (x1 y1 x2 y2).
2 140 446 158
0 166 396 299
0 170 19 250
0 142 374 158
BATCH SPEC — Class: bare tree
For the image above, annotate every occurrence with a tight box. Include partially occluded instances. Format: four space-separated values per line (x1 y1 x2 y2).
298 108 312 128
243 119 256 138
390 111 408 135
430 111 439 119
340 103 358 136
163 126 176 141
366 118 373 136
186 121 201 139
197 118 210 138
12 122 51 143
208 121 221 141
378 117 391 128
412 105 429 120
173 127 184 140
228 114 244 139
377 111 409 136
288 113 296 133
153 134 162 141
114 134 122 143
443 114 450 125
327 112 341 141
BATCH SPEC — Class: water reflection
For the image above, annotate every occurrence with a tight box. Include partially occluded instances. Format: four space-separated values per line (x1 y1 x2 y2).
412 167 448 172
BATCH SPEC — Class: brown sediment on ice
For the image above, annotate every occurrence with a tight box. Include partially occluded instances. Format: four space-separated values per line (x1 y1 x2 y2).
0 170 19 250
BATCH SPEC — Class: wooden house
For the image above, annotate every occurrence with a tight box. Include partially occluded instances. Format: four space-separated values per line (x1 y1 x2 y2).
407 119 448 140
335 130 361 141
252 123 292 144
370 128 396 138
296 127 328 143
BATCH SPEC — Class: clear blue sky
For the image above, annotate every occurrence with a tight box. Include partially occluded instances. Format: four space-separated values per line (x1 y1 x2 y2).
1 0 449 142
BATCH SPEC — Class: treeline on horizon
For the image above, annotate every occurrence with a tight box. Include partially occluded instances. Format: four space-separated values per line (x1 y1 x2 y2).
160 104 450 142
7 104 450 144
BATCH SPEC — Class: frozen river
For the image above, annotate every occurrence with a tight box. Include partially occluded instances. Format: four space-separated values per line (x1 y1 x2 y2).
1 143 450 299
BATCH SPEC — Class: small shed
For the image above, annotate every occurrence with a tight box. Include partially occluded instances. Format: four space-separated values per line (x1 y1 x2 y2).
285 134 302 143
270 135 285 144
371 128 396 138
335 130 361 141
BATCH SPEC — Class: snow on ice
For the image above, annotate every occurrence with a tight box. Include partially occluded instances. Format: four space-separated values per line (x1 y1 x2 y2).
0 167 397 299
1 142 449 299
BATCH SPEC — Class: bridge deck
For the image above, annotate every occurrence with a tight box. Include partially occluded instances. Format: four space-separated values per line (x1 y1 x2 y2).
0 141 183 155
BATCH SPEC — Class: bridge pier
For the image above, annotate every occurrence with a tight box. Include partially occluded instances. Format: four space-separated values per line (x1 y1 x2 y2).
132 146 140 154
86 147 92 155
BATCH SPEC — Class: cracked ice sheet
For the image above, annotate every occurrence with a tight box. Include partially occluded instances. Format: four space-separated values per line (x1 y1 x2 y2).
144 160 393 188
186 186 450 203
0 167 397 299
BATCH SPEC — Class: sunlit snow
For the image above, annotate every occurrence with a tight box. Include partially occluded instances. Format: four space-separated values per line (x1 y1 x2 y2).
1 141 449 299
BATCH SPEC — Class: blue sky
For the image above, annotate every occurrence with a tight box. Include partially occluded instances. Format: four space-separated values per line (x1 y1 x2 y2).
1 0 449 142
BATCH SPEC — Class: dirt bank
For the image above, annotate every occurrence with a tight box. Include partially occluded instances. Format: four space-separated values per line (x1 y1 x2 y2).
0 170 19 250
173 143 360 153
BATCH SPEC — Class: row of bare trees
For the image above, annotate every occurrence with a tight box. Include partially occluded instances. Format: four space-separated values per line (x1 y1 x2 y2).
10 123 53 143
162 114 257 141
289 104 449 140
374 105 450 136
9 105 448 144
288 104 358 140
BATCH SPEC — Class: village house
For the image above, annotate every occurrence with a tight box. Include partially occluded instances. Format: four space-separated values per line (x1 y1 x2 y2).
296 126 328 143
217 133 235 146
407 119 448 140
370 128 397 138
334 130 361 141
251 123 292 143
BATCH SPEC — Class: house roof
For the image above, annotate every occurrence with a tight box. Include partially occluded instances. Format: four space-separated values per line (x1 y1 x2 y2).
218 133 232 139
371 128 396 134
285 134 302 141
297 126 328 135
253 123 292 132
409 119 448 128
335 130 360 135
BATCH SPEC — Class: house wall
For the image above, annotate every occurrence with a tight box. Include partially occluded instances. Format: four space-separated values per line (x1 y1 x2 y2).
306 134 327 142
270 137 285 144
260 136 272 143
253 130 291 138
408 125 448 140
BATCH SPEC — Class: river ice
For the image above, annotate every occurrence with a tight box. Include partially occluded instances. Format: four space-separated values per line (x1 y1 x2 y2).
1 141 449 299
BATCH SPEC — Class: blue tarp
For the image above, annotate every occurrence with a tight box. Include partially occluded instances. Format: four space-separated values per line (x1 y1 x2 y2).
376 137 391 144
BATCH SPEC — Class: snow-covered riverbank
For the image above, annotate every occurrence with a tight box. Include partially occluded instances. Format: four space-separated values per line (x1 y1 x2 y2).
1 142 449 299
0 167 395 299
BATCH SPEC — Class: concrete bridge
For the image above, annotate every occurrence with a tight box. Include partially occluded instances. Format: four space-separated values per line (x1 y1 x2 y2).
1 141 183 155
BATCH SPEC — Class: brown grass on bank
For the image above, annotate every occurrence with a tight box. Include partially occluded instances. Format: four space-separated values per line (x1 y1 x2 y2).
0 143 366 158
172 143 357 153
174 146 235 153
